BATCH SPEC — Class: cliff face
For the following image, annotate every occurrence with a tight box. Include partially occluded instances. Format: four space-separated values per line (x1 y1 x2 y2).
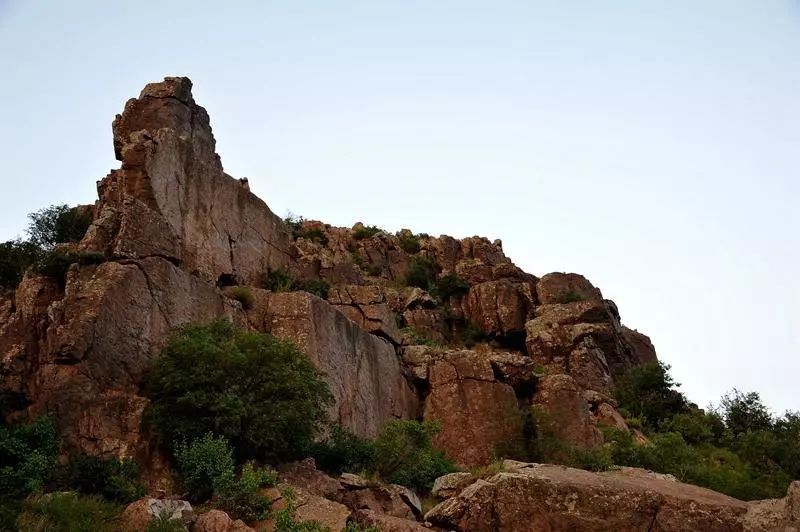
1 77 654 471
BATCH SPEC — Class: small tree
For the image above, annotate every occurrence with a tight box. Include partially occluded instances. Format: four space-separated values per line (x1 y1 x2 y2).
146 319 332 462
718 390 773 436
27 204 92 249
613 362 688 431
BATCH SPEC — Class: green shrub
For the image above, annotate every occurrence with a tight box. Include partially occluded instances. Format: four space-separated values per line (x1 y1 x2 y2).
397 232 421 254
228 286 255 310
364 263 382 276
174 433 236 502
146 319 332 462
344 522 380 532
264 267 295 292
0 239 42 289
17 492 122 532
613 362 688 432
311 425 376 475
216 462 276 521
352 225 382 240
432 273 470 301
373 420 456 492
0 416 59 498
297 278 330 299
284 213 305 237
404 256 439 290
145 510 186 532
552 290 585 304
33 249 105 287
663 410 723 445
57 454 145 504
719 390 774 436
27 204 93 249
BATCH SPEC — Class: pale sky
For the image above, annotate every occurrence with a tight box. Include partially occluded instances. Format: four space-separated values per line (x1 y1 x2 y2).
1 1 798 413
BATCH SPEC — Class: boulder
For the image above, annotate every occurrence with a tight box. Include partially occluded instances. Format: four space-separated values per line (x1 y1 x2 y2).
533 374 602 452
431 472 476 499
279 459 344 500
340 484 420 520
423 352 525 468
536 272 603 304
291 488 350 531
247 290 418 438
426 463 749 532
194 510 254 532
743 480 800 531
352 510 431 531
120 498 194 530
327 284 400 343
462 279 535 341
622 326 659 365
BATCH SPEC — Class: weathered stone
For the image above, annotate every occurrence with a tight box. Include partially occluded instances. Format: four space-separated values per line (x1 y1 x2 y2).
423 352 525 468
594 402 629 431
327 284 400 343
462 279 535 341
622 326 659 366
743 480 800 531
401 308 446 344
533 374 602 452
536 272 603 304
194 510 254 532
353 510 431 531
247 291 418 438
120 498 194 530
340 472 369 489
426 463 749 532
291 488 350 532
431 472 476 499
340 484 419 520
487 350 536 391
279 459 344 500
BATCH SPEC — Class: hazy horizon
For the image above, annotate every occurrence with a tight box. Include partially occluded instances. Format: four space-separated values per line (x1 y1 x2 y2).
1 1 797 414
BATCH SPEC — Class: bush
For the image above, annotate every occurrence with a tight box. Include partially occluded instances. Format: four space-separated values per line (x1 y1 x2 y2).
228 286 255 310
373 420 456 492
0 416 59 498
613 362 688 431
57 454 145 504
263 267 295 292
27 204 93 249
17 492 122 532
552 290 585 304
145 510 186 532
432 273 470 301
297 278 330 299
33 249 105 288
0 239 42 289
311 425 376 475
719 389 773 436
404 256 439 291
663 410 723 445
216 462 276 521
352 225 382 240
174 433 236 502
397 232 421 254
146 319 332 462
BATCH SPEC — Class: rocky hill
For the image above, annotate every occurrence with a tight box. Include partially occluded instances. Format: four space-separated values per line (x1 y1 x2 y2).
1 77 797 531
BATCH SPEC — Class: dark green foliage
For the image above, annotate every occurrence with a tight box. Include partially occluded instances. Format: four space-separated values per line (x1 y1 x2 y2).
284 213 305 237
0 416 59 498
432 273 470 301
56 454 145 503
311 425 376 474
145 511 186 532
552 290 585 304
33 249 106 288
364 263 382 276
0 239 42 289
373 420 457 492
174 433 235 502
17 492 122 532
397 232 421 254
27 204 93 249
352 225 382 240
663 410 724 445
263 268 330 298
228 286 255 310
404 256 440 291
216 462 277 521
613 362 688 431
719 390 773 436
145 319 332 462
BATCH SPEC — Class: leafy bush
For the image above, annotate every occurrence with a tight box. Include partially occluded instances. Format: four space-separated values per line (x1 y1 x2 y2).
296 278 331 299
613 362 688 431
0 239 42 289
33 249 105 287
552 290 585 304
216 462 277 521
146 319 332 462
174 433 236 502
663 410 723 445
404 256 439 290
397 232 421 254
228 286 255 310
719 390 773 436
352 225 382 240
57 454 145 503
432 273 470 301
264 267 295 292
0 416 59 498
17 492 122 532
27 204 93 249
373 420 456 492
311 424 376 475
145 510 186 532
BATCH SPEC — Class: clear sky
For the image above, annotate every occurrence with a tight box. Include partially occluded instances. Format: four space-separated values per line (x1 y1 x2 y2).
1 1 798 413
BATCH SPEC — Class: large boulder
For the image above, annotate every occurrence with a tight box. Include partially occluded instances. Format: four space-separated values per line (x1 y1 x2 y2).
533 374 602 452
423 351 525 467
536 272 603 305
246 290 418 438
194 510 254 532
83 76 294 285
120 498 195 530
426 462 749 532
462 279 535 342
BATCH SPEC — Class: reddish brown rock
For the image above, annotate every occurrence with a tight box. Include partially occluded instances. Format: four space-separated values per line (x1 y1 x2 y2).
536 272 603 304
533 374 602 452
247 290 418 438
431 472 476 499
340 484 420 520
622 326 659 365
194 510 254 532
327 284 400 343
426 463 749 532
120 498 195 530
423 352 525 468
279 459 344 500
353 510 430 532
594 402 629 431
462 279 535 341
